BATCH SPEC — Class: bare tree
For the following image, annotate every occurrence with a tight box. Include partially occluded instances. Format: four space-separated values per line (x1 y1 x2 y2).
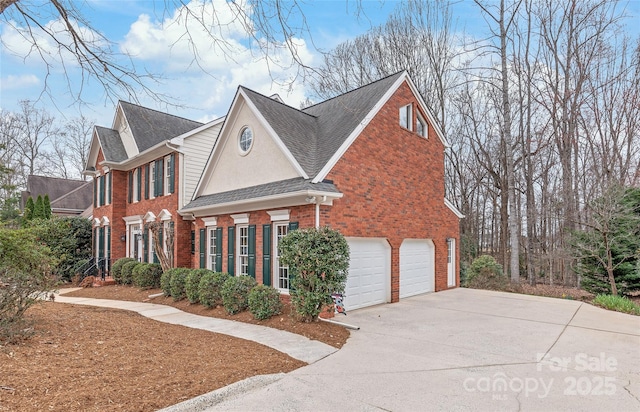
1 0 367 105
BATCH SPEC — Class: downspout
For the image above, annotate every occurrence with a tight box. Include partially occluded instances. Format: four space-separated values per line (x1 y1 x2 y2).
315 200 320 229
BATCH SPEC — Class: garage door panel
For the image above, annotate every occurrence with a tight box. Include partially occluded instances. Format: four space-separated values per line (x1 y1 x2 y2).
344 238 390 311
400 239 434 298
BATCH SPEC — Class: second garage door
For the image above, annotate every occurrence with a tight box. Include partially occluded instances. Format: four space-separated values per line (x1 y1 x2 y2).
399 239 435 298
344 238 390 310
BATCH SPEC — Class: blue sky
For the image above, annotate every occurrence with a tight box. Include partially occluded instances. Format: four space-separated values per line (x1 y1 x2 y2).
1 0 639 128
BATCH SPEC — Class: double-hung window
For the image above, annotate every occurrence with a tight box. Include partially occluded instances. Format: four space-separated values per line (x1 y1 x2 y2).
399 104 412 130
416 113 427 138
237 225 249 275
208 228 218 272
274 223 289 290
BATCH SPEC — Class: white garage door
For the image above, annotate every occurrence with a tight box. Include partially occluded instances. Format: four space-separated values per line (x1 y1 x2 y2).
399 239 435 298
344 238 390 310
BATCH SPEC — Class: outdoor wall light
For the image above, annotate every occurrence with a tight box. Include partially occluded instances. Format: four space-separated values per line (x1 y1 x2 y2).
120 235 126 242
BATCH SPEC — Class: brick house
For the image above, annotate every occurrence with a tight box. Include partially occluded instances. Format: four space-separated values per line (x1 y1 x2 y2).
180 71 463 310
84 101 224 273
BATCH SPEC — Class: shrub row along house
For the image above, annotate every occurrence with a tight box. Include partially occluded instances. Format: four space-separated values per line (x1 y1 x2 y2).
85 71 463 310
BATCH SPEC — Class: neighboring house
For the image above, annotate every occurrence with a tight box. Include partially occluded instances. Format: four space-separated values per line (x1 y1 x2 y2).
181 71 463 310
21 175 92 216
84 101 224 273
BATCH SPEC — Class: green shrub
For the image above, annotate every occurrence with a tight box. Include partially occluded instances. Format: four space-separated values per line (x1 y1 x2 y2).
133 263 163 289
170 269 190 301
221 275 257 314
593 294 640 315
278 227 349 322
121 261 141 285
185 269 212 303
161 268 189 297
112 258 136 284
248 285 282 320
199 272 230 308
464 255 508 290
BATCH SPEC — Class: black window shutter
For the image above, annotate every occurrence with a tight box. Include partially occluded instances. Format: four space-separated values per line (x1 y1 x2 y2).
287 222 298 292
142 229 148 263
227 226 235 276
191 230 195 254
99 175 105 206
248 225 256 278
136 167 142 201
144 164 149 199
262 224 271 286
98 227 104 259
107 173 112 204
94 177 98 207
128 171 133 203
156 158 164 196
168 153 175 194
215 227 223 272
199 228 206 268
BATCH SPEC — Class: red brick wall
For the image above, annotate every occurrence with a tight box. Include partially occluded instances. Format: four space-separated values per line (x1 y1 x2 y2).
92 149 191 268
324 80 460 300
192 205 316 281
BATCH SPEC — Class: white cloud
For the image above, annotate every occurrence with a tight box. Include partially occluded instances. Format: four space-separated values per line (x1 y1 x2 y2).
120 0 316 119
0 74 40 90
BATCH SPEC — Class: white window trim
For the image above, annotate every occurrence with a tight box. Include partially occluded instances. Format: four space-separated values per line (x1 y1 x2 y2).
236 224 249 276
231 213 249 225
238 126 254 155
447 238 456 287
416 113 427 138
164 155 172 196
399 104 412 131
132 168 140 203
267 209 290 222
144 211 156 223
208 227 218 272
158 209 172 221
273 222 289 292
123 215 143 260
202 217 218 227
149 160 156 200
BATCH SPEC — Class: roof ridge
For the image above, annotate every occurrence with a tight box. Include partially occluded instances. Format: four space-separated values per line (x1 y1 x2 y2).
302 70 406 111
50 181 91 204
118 100 204 125
239 87 318 119
28 174 87 184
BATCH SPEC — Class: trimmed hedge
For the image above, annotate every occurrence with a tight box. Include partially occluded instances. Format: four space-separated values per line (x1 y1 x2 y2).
248 285 282 320
133 263 163 289
221 275 257 314
161 268 189 297
112 258 136 284
198 272 230 308
121 261 141 285
169 269 189 301
185 269 212 303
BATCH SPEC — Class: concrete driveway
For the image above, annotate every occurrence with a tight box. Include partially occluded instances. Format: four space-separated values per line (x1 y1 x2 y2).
196 288 640 411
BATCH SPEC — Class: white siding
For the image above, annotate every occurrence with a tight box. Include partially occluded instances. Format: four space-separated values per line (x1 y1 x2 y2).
182 123 223 206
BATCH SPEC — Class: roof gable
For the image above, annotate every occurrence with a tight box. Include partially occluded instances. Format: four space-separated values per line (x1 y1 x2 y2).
118 101 203 153
21 175 91 212
195 94 303 198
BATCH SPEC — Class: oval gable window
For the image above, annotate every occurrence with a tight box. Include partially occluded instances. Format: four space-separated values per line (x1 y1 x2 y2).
239 126 253 154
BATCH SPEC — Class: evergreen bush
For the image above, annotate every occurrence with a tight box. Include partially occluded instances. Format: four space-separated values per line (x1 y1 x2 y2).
221 275 257 314
198 272 230 308
248 285 282 320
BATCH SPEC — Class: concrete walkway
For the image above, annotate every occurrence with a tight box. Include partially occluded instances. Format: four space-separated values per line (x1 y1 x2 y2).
55 289 337 364
186 288 640 412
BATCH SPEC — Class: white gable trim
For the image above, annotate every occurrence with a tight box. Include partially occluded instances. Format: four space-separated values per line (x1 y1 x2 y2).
84 131 102 175
445 198 465 219
312 72 449 183
144 211 156 222
123 215 143 225
114 102 139 158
